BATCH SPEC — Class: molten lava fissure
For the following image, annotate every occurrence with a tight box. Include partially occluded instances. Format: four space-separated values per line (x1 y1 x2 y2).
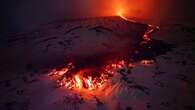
49 60 127 90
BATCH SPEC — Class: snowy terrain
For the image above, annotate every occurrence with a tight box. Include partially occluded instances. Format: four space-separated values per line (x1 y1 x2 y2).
1 16 148 72
0 17 195 110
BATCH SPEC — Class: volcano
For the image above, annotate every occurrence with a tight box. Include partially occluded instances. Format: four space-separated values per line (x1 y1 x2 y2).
1 16 153 71
1 15 194 110
1 16 155 91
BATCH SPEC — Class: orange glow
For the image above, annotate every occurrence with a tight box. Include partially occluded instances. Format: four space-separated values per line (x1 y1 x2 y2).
75 75 83 89
72 0 169 25
117 11 128 21
142 24 160 42
140 59 155 66
114 0 130 21
86 77 94 90
48 60 127 91
47 0 161 91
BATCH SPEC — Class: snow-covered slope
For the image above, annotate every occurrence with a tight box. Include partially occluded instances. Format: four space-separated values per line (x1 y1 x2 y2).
1 16 148 72
1 17 194 110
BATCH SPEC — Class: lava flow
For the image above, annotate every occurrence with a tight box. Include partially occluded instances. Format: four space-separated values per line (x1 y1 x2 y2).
49 60 127 91
117 11 128 21
117 12 159 42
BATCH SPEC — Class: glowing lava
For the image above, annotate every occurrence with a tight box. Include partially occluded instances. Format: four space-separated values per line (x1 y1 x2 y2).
117 11 128 21
140 59 155 66
75 75 83 89
117 9 160 39
49 60 127 91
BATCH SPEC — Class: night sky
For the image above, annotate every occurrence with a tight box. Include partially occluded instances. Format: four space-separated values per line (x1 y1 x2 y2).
2 0 195 34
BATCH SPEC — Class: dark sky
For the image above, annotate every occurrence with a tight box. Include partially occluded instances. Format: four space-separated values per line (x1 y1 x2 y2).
2 0 195 34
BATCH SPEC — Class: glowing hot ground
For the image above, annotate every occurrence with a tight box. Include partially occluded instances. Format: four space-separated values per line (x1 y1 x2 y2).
48 60 129 91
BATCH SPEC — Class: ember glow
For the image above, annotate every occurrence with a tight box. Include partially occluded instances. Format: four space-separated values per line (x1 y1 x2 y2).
140 59 155 66
143 24 159 42
49 60 127 91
